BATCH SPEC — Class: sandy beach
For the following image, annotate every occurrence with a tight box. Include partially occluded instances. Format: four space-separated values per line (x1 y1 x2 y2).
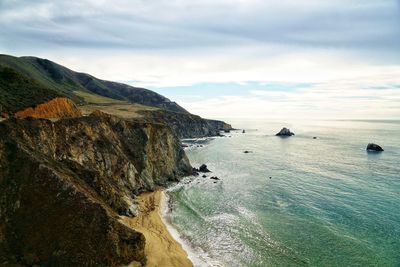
121 189 193 267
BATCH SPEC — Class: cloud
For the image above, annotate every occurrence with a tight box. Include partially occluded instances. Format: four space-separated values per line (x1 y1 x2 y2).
1 0 399 53
0 0 399 119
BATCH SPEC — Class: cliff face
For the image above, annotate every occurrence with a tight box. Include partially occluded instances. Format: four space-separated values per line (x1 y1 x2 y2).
0 111 192 266
14 97 82 119
138 109 233 138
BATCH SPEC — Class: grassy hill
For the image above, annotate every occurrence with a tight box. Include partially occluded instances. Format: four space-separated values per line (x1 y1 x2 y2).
0 54 188 113
0 67 61 114
0 54 232 137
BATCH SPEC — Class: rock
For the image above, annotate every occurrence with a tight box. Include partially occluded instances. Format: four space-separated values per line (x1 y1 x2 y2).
313 137 317 139
202 175 207 178
242 129 246 133
210 176 220 180
138 109 232 138
366 143 384 152
15 97 82 119
243 150 252 153
0 111 193 266
224 129 230 133
276 127 295 137
199 164 211 172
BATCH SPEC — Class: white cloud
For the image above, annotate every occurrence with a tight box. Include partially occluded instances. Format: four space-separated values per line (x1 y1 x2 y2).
1 0 400 119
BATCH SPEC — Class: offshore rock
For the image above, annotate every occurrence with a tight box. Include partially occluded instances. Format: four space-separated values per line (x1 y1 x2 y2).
276 127 295 137
199 164 211 173
0 111 192 266
366 143 384 152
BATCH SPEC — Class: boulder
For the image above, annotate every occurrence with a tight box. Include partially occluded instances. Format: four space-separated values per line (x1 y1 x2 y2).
199 164 211 172
243 150 252 153
210 176 220 180
366 143 384 152
276 127 294 137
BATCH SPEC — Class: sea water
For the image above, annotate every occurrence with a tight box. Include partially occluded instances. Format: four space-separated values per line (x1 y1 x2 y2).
164 120 400 267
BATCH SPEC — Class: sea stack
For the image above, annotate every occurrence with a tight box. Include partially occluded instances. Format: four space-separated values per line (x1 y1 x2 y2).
199 164 211 172
366 143 384 152
276 127 295 137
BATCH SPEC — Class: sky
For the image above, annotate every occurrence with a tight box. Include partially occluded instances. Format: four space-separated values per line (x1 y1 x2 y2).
1 0 400 119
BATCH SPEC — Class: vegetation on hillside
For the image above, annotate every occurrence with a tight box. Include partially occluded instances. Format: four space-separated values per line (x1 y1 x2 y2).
0 54 188 113
0 67 61 114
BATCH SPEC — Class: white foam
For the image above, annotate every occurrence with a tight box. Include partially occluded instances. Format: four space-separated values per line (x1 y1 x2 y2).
159 191 224 267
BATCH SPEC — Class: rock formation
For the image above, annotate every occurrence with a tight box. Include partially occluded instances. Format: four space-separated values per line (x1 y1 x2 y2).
138 109 232 138
276 127 295 137
14 97 82 119
199 164 211 173
0 111 192 266
366 143 384 152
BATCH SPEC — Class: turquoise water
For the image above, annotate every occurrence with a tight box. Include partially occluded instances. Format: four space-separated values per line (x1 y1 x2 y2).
165 120 400 267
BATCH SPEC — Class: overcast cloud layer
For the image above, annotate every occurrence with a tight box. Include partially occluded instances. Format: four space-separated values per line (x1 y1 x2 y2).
1 0 400 119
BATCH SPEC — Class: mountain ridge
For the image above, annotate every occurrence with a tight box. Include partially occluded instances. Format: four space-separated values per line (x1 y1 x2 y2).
0 54 232 138
0 54 188 113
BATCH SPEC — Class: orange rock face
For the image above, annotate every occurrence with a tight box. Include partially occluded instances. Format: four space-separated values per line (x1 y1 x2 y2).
15 97 82 119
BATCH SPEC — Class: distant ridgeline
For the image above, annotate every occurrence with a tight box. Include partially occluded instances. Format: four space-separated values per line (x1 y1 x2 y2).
0 54 231 137
0 54 187 114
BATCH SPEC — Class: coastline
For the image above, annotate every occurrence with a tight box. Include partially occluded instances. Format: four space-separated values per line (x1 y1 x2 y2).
121 189 193 267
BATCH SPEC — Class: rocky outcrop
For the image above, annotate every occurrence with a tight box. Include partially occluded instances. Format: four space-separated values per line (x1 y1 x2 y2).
138 109 232 138
0 111 192 266
276 127 295 137
366 143 384 152
14 97 82 119
199 164 211 173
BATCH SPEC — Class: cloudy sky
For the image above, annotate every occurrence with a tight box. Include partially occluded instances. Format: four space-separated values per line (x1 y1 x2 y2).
1 0 400 119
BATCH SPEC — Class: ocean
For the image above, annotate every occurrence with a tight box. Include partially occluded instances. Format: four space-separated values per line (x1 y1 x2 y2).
162 119 400 267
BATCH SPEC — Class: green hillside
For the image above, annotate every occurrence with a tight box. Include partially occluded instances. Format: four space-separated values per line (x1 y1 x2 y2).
0 54 188 113
0 67 61 114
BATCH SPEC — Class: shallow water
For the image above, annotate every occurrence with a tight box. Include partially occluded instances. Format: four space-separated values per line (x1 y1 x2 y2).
165 120 400 267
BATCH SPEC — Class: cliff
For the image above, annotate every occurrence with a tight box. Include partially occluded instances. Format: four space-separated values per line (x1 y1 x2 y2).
0 111 192 266
138 109 233 138
14 97 82 119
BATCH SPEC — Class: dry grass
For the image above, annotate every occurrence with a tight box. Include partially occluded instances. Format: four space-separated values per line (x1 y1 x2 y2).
80 102 159 119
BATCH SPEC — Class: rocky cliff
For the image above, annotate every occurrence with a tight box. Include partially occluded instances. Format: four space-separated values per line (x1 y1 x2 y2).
139 109 232 138
14 97 82 119
0 111 192 266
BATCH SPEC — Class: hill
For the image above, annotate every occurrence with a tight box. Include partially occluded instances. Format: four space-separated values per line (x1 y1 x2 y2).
0 67 61 114
0 54 188 113
0 54 232 137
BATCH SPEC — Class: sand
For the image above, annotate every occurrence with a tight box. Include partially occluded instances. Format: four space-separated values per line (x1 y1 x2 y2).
121 189 193 267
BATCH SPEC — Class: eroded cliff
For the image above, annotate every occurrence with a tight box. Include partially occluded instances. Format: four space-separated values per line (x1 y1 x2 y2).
138 109 232 138
0 111 192 266
14 97 82 119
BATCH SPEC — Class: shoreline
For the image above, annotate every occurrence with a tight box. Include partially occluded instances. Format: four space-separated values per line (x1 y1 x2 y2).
160 190 212 267
121 189 193 267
